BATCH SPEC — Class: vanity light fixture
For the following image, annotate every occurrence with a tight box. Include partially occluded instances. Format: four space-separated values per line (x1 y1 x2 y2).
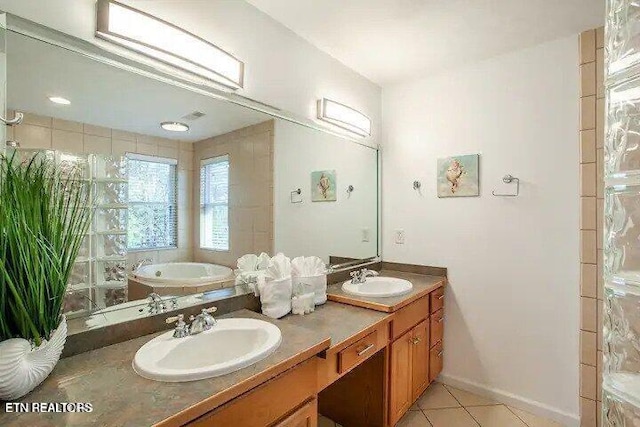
48 96 71 105
317 98 371 137
161 121 189 132
96 0 244 89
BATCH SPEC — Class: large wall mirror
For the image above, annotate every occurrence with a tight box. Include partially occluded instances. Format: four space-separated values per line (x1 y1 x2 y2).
4 18 379 325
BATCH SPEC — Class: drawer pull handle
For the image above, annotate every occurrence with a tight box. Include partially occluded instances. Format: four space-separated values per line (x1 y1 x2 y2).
412 337 421 345
437 317 444 323
357 343 375 356
438 351 443 357
438 295 444 300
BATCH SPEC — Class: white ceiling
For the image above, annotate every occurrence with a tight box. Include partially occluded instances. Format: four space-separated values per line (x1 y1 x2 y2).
7 31 271 142
246 0 605 85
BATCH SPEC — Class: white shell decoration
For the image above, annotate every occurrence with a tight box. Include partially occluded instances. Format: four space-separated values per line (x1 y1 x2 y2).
0 317 67 400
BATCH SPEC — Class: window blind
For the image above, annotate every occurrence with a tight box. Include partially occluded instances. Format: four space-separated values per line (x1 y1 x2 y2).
200 155 229 251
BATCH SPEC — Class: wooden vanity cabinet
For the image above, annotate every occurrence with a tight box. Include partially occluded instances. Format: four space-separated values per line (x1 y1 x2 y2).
185 358 318 427
411 319 430 400
274 398 317 427
389 289 445 426
389 330 413 424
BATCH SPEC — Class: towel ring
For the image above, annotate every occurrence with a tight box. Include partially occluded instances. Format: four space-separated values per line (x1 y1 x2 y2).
346 185 354 197
0 111 23 126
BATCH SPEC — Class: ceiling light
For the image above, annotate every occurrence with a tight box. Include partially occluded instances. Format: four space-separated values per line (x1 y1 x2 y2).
160 121 189 132
48 96 71 105
96 0 244 89
317 98 371 137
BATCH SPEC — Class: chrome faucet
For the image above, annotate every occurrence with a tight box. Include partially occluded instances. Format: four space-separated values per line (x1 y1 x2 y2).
147 292 177 314
166 306 218 338
189 307 218 335
350 268 379 284
131 258 152 273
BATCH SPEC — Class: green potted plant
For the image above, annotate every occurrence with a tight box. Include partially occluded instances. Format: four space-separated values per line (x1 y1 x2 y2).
0 152 92 400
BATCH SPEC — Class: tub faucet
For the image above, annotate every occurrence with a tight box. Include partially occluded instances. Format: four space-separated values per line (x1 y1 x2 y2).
350 268 379 284
131 258 152 273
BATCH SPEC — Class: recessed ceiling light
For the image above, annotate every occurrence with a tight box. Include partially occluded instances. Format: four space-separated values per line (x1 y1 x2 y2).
48 96 71 105
161 121 189 132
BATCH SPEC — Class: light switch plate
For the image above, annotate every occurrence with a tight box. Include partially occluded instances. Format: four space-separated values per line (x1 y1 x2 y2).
395 229 405 244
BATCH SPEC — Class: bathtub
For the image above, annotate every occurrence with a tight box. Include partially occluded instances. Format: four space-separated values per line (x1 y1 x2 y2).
133 262 233 286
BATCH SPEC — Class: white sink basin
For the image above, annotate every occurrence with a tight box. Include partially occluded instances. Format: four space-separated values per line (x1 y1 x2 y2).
342 277 413 298
133 318 282 382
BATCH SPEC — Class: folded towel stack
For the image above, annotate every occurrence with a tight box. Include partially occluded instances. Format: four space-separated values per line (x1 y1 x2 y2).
256 253 293 319
291 256 328 305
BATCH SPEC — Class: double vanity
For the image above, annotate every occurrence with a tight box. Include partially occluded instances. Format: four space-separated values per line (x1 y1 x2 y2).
0 265 446 427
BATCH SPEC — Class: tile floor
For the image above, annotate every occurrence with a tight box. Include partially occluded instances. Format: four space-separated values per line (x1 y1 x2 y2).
318 382 564 427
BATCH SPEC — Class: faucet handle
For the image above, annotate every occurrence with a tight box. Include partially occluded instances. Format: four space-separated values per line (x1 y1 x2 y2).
166 313 184 325
166 314 190 338
203 306 217 314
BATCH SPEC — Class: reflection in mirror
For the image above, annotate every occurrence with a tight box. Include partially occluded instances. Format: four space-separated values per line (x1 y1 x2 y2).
5 28 378 323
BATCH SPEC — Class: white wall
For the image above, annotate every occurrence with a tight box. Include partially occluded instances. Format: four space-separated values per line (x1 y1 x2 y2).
274 119 378 263
0 0 382 144
382 36 580 424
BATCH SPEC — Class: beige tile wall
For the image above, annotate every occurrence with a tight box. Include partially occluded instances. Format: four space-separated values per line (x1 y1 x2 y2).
579 27 604 427
193 120 274 268
6 110 195 265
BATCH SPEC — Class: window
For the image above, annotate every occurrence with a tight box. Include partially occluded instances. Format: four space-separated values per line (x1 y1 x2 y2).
127 154 178 250
200 155 229 251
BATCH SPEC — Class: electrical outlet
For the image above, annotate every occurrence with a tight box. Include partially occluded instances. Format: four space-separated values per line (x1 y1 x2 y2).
361 228 370 242
395 229 405 244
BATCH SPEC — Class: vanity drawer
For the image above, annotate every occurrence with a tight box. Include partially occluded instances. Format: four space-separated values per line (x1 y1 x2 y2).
187 358 317 427
338 330 379 374
430 309 444 348
391 295 430 339
429 341 444 382
430 287 445 313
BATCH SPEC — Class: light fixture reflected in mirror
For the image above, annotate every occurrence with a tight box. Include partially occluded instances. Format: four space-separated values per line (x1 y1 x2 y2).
48 96 71 105
160 121 189 132
317 98 371 137
96 0 245 90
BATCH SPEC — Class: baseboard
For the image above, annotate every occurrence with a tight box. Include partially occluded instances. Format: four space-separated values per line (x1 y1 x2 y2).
438 373 580 427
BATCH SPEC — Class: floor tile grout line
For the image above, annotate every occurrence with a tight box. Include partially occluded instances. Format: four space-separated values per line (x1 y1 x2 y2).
505 406 532 427
418 408 434 427
440 383 481 426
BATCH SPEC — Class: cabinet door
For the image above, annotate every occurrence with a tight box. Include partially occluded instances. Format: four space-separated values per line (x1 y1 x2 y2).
389 331 413 426
275 399 317 427
429 341 444 382
411 319 430 401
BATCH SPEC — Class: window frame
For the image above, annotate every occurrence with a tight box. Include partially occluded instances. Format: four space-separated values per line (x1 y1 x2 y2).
199 154 230 252
126 153 179 252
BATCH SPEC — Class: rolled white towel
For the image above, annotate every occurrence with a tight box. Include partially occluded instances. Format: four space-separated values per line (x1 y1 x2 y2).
292 256 327 306
256 276 292 319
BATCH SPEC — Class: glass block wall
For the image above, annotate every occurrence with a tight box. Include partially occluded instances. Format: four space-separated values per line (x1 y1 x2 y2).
10 148 128 316
603 0 640 424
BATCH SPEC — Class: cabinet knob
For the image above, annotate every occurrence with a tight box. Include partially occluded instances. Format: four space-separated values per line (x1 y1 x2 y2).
412 337 421 345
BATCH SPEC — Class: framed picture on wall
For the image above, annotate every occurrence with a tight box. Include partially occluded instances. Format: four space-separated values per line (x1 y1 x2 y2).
311 170 337 202
437 154 480 197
